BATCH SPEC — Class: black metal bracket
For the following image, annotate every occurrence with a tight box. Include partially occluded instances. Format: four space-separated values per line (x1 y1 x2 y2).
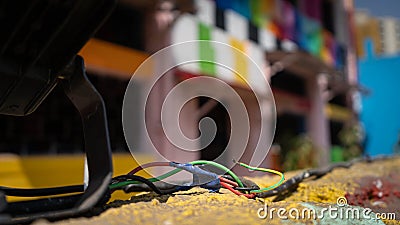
61 55 113 211
0 56 113 224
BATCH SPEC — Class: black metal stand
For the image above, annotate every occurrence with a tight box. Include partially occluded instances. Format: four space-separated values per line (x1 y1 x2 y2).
0 56 113 224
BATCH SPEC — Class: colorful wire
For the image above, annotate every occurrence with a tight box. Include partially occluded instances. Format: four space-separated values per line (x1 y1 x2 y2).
127 162 170 175
108 169 181 190
125 160 244 187
220 181 255 198
219 177 238 187
189 160 244 187
235 161 285 193
110 160 284 198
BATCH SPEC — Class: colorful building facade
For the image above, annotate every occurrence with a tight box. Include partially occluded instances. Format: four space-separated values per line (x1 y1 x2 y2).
140 0 359 173
0 0 360 173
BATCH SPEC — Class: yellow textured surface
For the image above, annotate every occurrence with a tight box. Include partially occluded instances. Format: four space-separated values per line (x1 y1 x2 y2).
29 157 400 225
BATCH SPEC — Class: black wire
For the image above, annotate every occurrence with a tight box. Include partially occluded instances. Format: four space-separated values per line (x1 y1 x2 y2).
220 175 260 192
255 160 362 199
0 185 84 197
113 175 193 195
110 174 164 194
123 182 187 195
234 186 260 191
3 193 84 215
255 155 395 199
122 181 177 192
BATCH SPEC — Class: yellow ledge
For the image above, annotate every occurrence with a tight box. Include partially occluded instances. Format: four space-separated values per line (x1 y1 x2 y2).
0 153 153 202
79 38 150 80
325 104 352 122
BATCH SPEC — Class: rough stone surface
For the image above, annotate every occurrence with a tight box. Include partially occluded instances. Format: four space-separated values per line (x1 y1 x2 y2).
35 157 400 225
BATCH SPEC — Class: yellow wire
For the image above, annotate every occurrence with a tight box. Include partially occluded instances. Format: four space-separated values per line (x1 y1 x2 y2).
236 161 284 193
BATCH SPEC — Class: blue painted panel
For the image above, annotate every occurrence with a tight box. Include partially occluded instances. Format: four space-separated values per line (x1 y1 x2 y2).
359 40 400 156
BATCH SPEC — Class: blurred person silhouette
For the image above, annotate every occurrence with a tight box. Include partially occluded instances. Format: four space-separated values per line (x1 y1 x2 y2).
393 131 400 154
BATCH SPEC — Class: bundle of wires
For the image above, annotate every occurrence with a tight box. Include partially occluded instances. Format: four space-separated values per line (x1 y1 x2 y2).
0 160 284 201
108 160 285 199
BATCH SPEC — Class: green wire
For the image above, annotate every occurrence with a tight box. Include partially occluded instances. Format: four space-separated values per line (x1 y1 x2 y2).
148 168 181 182
109 160 245 190
189 160 244 187
108 168 181 190
236 162 285 193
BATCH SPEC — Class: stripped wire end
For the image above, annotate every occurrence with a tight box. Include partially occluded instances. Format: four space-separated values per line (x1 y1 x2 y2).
235 161 285 194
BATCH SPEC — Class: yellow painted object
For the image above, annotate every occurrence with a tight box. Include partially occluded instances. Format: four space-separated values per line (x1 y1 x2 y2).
0 153 153 202
325 104 352 122
79 38 150 79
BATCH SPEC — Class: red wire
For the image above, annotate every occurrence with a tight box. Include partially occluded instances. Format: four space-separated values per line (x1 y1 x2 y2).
220 181 255 199
219 177 238 187
128 162 170 175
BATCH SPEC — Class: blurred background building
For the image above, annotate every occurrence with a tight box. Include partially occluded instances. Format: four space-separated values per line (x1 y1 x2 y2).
0 0 361 173
355 10 400 57
355 9 400 157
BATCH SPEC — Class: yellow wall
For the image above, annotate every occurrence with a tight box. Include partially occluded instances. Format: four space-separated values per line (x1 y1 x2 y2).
0 153 153 201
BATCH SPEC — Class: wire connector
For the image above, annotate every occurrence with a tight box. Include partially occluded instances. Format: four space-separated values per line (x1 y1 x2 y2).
169 162 220 192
